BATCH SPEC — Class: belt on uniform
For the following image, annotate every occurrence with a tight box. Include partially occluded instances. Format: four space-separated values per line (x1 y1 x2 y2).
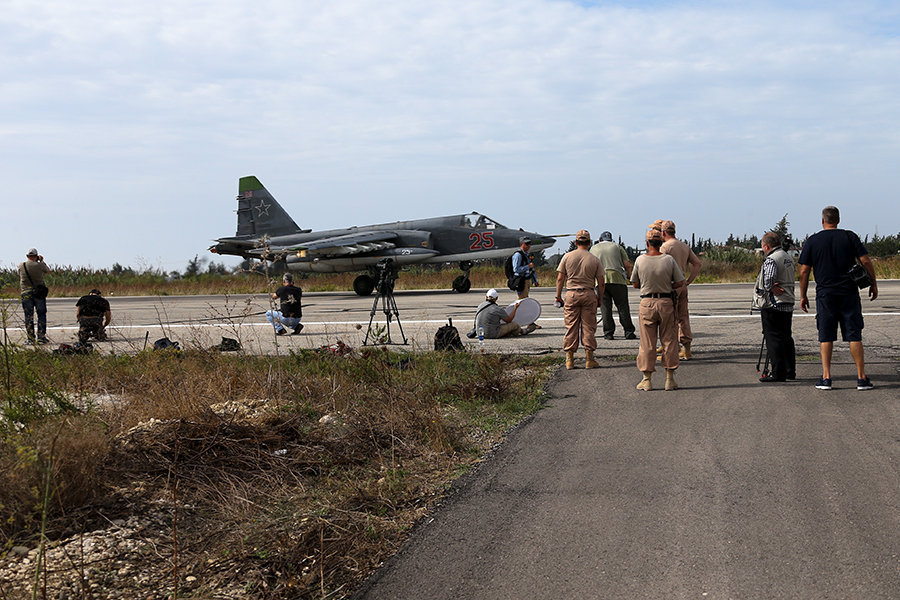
640 293 672 298
566 288 592 292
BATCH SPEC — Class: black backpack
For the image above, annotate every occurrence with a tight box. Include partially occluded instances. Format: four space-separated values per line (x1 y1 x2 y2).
434 318 464 352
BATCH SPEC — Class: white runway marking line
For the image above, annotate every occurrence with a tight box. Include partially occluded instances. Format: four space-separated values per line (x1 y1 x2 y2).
11 311 900 333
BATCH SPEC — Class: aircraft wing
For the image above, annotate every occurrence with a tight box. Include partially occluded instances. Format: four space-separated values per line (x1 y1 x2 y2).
261 230 401 257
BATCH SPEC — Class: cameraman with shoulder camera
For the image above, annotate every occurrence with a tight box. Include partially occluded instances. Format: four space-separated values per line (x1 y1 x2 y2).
18 248 50 344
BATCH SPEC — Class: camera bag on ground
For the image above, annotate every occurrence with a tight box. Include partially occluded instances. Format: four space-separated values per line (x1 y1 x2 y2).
53 341 92 355
434 318 464 352
153 337 181 351
213 337 241 352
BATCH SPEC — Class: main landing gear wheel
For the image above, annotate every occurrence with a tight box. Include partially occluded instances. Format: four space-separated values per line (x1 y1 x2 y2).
452 275 471 293
353 275 376 296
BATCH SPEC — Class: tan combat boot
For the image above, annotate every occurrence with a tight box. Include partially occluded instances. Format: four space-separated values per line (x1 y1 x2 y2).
636 372 652 391
679 343 692 361
665 369 678 391
585 349 599 369
566 351 576 370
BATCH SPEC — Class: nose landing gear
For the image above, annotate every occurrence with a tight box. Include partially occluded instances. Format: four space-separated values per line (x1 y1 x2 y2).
452 261 473 293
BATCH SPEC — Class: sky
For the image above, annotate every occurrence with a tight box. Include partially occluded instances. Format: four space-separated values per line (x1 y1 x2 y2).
2 0 899 272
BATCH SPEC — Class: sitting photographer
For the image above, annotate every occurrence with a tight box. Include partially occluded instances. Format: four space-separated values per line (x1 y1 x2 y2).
472 289 536 339
266 273 304 335
75 289 111 343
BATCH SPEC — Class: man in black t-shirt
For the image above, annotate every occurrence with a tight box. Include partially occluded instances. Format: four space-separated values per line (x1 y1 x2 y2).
266 273 304 335
75 289 111 343
798 206 878 391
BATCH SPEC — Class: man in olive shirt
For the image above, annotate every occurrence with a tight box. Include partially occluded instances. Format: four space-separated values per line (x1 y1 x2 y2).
631 229 685 391
18 248 50 344
590 231 636 340
555 229 605 370
660 220 701 359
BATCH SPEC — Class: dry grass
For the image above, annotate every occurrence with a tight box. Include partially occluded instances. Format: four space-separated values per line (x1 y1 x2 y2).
0 345 553 599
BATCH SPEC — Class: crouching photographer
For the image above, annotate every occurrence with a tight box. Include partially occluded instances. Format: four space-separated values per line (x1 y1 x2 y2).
76 289 111 343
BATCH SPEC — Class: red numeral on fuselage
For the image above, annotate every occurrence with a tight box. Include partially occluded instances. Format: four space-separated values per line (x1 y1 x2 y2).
468 231 494 250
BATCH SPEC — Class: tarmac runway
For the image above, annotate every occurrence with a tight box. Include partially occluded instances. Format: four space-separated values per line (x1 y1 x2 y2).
2 281 898 361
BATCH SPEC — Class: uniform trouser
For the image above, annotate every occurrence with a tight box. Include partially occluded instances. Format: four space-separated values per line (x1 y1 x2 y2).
21 293 47 339
637 298 678 372
563 290 598 352
761 309 796 379
600 283 635 337
675 286 692 345
78 316 106 343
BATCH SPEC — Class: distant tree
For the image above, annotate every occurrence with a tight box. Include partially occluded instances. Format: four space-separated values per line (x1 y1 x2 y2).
184 255 205 277
772 214 790 240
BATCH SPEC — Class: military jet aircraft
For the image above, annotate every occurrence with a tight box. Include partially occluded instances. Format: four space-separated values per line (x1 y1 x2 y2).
209 176 556 295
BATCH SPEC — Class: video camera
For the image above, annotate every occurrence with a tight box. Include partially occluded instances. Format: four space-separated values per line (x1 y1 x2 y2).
374 258 397 295
782 235 794 252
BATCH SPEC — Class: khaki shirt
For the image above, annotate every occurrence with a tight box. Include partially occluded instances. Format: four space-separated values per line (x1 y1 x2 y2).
660 238 696 275
590 241 630 285
557 249 604 290
631 254 685 295
19 260 49 292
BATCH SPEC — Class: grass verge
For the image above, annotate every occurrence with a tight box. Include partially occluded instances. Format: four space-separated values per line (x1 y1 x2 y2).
1 346 555 599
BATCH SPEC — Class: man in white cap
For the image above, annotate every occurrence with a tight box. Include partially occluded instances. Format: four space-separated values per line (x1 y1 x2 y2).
555 229 605 369
473 289 534 338
18 248 50 344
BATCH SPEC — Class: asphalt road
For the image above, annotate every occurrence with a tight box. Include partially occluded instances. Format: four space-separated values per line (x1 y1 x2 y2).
355 356 899 599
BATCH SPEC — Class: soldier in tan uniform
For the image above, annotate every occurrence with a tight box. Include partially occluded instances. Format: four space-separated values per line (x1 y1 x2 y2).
660 220 701 359
631 229 685 391
555 229 605 370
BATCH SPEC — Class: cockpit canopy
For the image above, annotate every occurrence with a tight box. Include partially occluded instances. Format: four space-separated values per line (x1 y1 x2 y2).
462 212 504 230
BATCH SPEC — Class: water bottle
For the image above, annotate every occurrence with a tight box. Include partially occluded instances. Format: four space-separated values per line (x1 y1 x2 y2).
477 326 484 349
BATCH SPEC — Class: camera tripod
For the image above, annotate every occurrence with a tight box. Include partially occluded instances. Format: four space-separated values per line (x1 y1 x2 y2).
364 263 407 345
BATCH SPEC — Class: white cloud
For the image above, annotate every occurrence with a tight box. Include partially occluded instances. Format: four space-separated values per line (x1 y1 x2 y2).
1 0 899 270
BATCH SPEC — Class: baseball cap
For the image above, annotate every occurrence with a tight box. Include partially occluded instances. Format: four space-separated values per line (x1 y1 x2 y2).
600 231 613 242
575 229 591 242
26 248 38 257
646 229 663 241
519 236 532 245
90 289 101 295
648 220 663 231
662 220 676 233
486 288 499 299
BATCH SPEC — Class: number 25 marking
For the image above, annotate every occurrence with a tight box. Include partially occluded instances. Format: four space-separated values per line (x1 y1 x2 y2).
468 231 494 250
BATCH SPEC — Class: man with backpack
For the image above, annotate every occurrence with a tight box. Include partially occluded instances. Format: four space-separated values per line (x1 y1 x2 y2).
506 237 538 299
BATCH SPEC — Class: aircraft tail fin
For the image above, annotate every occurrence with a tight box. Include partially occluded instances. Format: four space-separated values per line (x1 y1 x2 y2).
235 176 301 237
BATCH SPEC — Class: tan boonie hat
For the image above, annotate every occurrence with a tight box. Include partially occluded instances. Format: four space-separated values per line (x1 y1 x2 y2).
648 220 663 231
661 220 676 233
575 229 591 242
646 228 663 241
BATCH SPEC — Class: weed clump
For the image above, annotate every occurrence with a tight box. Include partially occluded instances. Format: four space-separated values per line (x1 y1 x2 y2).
0 345 553 599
